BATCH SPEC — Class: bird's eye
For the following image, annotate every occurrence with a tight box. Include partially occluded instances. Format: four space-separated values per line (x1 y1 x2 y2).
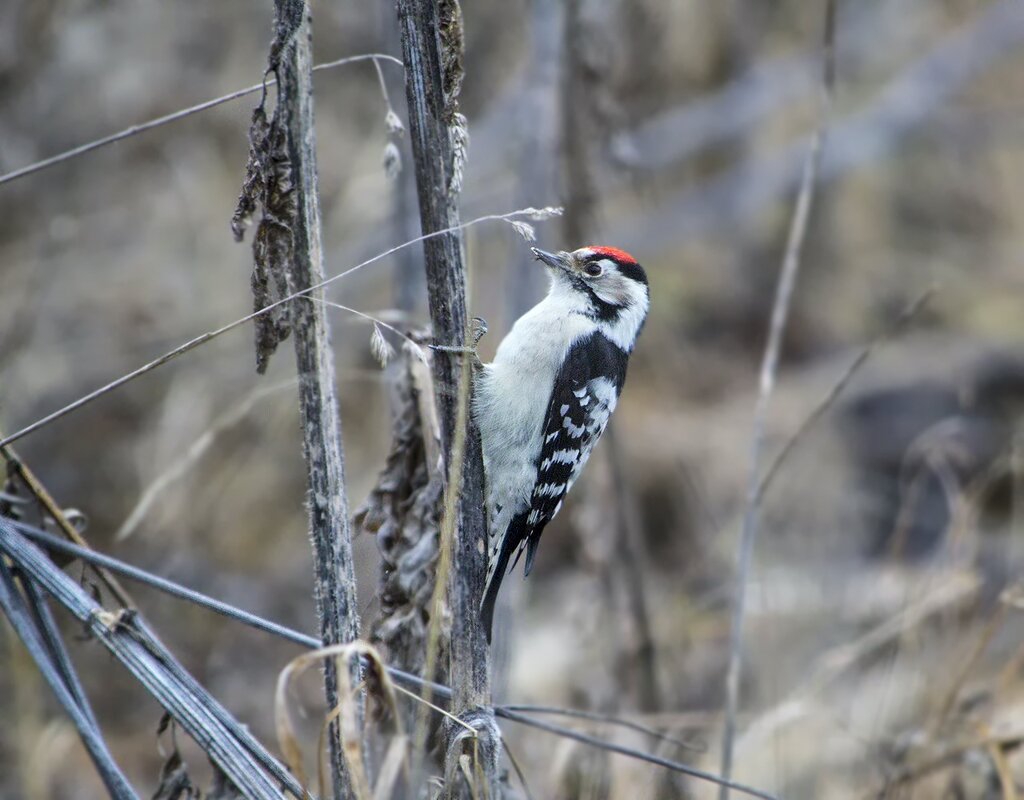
583 262 603 277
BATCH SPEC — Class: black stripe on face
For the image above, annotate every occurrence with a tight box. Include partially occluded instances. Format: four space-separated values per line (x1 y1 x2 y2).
616 261 648 286
577 280 622 321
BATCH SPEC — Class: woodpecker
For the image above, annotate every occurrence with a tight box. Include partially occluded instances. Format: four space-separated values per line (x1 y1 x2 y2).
474 245 649 640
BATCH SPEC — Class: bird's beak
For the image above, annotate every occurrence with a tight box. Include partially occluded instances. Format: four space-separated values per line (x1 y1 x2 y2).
531 247 573 273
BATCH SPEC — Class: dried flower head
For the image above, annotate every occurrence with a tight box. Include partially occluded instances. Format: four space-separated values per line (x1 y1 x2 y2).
370 323 396 368
385 109 405 136
508 220 536 242
518 206 564 221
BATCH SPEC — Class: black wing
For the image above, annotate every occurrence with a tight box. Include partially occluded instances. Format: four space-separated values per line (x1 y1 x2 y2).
481 332 628 639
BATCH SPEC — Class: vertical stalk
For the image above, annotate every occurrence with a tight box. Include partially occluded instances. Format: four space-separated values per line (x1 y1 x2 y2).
395 0 499 795
275 4 363 796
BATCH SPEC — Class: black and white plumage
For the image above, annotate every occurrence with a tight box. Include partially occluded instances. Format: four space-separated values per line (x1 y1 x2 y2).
474 245 650 640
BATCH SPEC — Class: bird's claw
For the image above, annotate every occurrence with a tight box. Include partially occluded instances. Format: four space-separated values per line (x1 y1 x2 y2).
471 316 488 346
429 317 487 368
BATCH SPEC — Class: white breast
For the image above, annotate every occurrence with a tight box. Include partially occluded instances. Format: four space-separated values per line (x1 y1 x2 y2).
473 297 596 533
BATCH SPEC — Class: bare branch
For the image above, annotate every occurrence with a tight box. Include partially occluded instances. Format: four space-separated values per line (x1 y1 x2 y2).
395 0 497 795
0 54 402 189
756 286 937 501
0 518 307 800
496 709 779 800
115 380 295 541
1 442 135 607
0 561 137 799
6 517 780 799
253 3 363 795
0 208 549 450
718 2 837 795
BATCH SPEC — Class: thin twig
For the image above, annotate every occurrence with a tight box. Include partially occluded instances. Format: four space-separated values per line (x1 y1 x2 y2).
396 1 497 792
0 208 548 450
719 2 836 795
502 738 536 800
930 601 1010 735
394 683 477 734
0 561 138 799
1 443 134 607
736 572 980 761
19 577 102 733
265 6 364 794
0 518 307 799
0 54 402 189
986 736 1020 800
756 285 937 500
310 298 428 361
115 379 295 541
500 705 704 753
498 709 779 800
3 517 779 799
869 728 1024 796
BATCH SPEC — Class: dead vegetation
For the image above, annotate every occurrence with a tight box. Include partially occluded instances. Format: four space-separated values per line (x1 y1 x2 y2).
1 1 1024 799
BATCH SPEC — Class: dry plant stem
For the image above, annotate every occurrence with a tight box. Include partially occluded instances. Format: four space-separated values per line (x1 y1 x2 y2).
718 3 836 795
497 709 778 800
755 286 936 500
5 518 779 799
501 705 702 753
986 736 1020 800
116 379 296 541
0 519 305 800
276 643 403 799
396 0 496 794
0 208 544 451
19 576 100 733
871 728 1024 796
0 443 134 608
0 54 401 189
0 561 137 799
930 601 1009 735
272 6 362 797
736 572 980 759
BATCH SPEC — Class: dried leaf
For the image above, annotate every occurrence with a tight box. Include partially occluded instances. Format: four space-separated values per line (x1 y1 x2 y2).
153 715 198 800
230 107 271 243
355 336 447 688
277 643 402 800
232 101 296 374
372 734 409 800
152 751 197 800
207 762 245 800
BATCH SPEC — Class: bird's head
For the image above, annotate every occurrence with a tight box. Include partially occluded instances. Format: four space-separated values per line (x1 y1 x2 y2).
531 245 649 346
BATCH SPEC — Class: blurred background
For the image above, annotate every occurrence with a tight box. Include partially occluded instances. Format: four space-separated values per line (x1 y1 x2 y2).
2 0 1024 797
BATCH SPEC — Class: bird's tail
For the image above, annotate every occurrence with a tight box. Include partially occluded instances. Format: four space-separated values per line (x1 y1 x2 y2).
479 516 529 643
480 544 511 644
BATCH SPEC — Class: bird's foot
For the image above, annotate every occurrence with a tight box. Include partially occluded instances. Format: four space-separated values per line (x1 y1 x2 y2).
430 317 487 369
470 316 488 346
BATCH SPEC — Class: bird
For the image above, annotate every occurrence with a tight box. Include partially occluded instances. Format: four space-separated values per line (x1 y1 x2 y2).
473 245 649 640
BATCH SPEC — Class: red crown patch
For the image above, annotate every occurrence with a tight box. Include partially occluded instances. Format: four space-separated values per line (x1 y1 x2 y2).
587 246 638 265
